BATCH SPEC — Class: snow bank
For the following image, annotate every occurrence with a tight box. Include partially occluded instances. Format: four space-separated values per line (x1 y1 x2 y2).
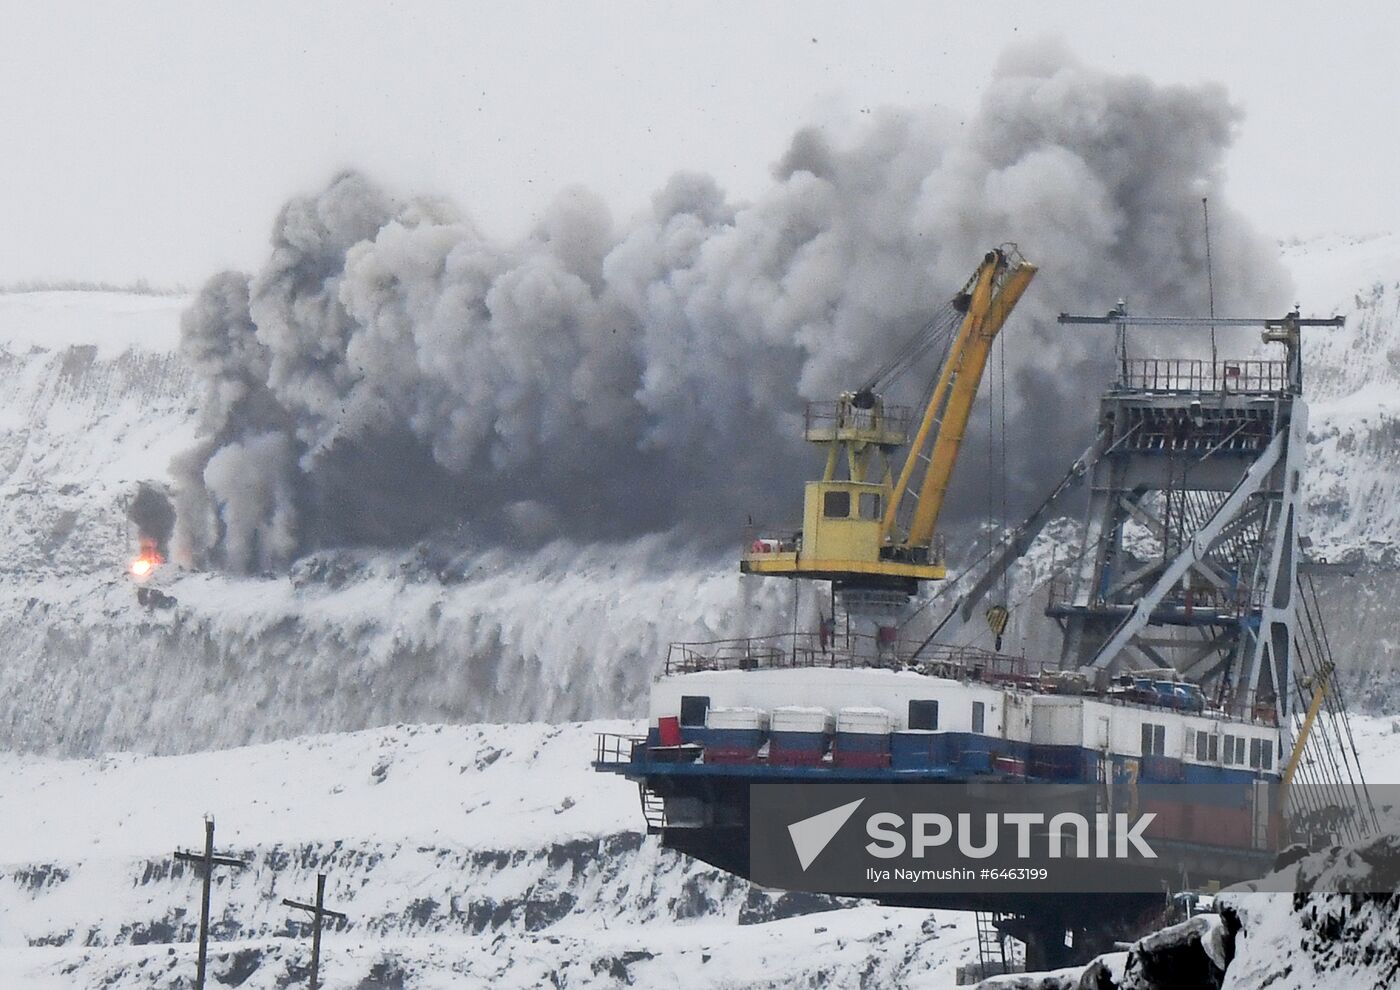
0 719 980 988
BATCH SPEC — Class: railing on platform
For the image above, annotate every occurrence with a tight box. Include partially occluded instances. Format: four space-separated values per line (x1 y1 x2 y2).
665 632 911 675
1048 570 1264 615
657 633 1279 725
1119 358 1289 394
742 523 803 558
741 527 948 566
665 638 789 674
803 400 912 441
917 644 1037 685
662 633 1029 679
595 732 647 767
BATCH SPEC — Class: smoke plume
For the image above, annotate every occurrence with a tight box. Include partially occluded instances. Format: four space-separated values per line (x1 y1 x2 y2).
173 41 1290 572
127 483 176 557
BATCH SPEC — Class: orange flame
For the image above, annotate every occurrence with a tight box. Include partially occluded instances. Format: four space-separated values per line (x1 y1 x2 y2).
129 537 164 579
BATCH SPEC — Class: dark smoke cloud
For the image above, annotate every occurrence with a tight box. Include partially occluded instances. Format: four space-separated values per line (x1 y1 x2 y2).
172 40 1290 572
128 483 176 555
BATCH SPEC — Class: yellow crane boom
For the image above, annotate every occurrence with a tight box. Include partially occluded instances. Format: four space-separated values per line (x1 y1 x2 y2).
883 248 1038 548
740 246 1036 595
1280 661 1332 808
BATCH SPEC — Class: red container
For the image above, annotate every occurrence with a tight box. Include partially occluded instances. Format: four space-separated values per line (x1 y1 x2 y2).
769 746 827 767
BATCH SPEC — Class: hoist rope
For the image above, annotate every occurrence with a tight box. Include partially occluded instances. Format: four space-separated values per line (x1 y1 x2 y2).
858 301 961 395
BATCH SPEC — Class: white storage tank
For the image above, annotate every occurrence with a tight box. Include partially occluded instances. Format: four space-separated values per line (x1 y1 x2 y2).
769 706 835 766
834 707 892 768
702 707 769 764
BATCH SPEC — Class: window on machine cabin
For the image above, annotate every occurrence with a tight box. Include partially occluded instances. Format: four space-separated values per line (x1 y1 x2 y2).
1141 722 1166 757
858 492 882 520
1193 731 1220 762
1249 737 1274 771
1223 734 1246 767
679 695 710 727
823 490 851 518
908 700 939 730
972 701 986 734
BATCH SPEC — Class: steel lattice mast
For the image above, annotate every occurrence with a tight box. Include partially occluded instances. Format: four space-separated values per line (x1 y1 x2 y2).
1050 308 1343 726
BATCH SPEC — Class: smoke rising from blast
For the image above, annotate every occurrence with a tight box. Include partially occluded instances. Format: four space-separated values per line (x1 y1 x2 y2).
173 41 1289 572
128 483 176 556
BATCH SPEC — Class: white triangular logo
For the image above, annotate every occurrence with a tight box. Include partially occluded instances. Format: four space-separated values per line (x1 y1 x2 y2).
787 798 865 871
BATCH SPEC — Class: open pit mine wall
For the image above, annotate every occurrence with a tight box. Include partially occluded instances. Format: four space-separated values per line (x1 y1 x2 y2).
2 553 1394 759
1 236 1398 757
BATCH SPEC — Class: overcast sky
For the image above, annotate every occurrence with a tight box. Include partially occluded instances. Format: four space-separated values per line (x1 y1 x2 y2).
3 1 1397 287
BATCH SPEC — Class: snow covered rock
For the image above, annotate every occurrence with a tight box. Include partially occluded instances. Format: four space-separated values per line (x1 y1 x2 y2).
1223 832 1400 990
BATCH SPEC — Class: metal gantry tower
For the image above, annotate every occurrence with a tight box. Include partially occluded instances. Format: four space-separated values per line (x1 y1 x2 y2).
1048 309 1343 725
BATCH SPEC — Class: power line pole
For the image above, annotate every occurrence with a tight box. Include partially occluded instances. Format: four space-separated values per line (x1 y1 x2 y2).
283 873 347 990
173 816 247 990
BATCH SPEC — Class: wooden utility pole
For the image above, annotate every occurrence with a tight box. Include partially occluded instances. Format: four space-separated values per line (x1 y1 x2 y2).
173 816 247 990
283 873 347 990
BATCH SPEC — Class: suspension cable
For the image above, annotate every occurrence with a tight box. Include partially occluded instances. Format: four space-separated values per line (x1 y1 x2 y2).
858 301 961 395
1304 572 1379 829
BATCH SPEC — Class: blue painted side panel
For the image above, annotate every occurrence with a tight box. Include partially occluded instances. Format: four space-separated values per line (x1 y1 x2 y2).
890 732 1028 774
770 730 829 753
641 725 1279 789
835 731 890 754
891 732 949 769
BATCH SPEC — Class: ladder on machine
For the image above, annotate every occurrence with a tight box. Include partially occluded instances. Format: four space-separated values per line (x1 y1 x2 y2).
974 911 1022 980
975 911 1005 976
639 784 667 833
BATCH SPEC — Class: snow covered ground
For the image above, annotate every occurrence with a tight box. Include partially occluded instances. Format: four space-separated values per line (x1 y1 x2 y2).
0 712 1395 988
0 718 980 988
0 911 973 990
